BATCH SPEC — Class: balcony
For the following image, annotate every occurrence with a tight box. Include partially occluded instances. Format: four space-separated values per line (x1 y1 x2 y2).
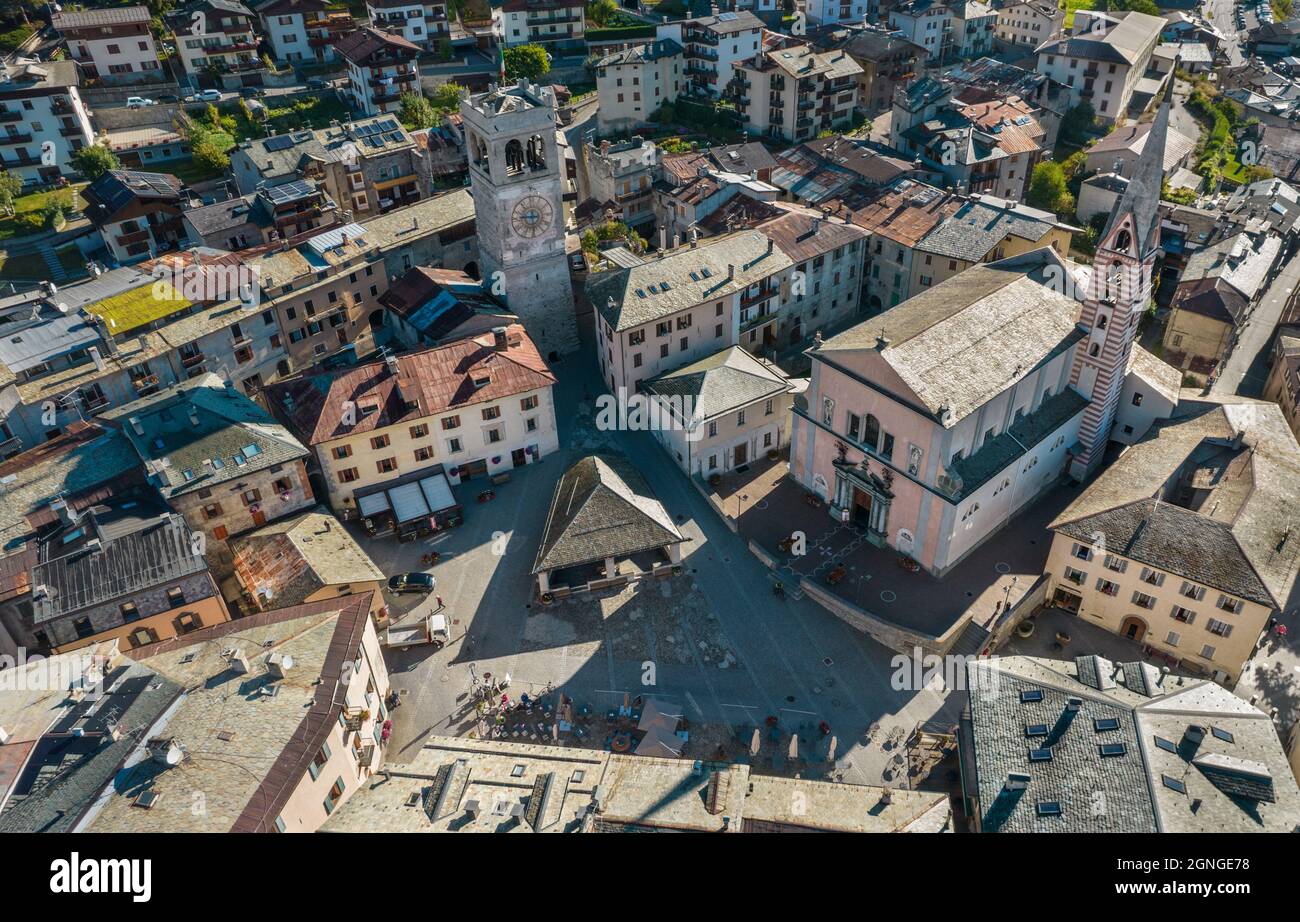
131 373 160 394
0 110 21 123
684 29 718 45
797 98 814 110
0 133 32 146
51 99 74 114
0 435 22 457
116 229 151 246
181 350 206 368
741 285 778 309
2 153 40 167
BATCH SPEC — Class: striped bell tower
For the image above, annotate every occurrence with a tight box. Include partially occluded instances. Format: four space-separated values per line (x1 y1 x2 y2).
1067 76 1173 481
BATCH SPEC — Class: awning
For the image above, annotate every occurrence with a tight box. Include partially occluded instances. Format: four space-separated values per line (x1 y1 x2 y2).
357 492 390 517
419 472 456 514
389 481 431 524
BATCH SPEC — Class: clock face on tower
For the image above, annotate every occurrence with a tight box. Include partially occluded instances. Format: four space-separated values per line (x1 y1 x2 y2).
511 194 554 239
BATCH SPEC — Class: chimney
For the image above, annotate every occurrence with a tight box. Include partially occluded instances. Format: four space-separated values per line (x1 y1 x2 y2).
492 326 509 351
673 233 681 249
690 227 699 248
660 227 667 251
766 237 773 256
812 217 822 234
88 346 105 372
1004 772 1030 792
600 139 610 156
129 416 144 436
1183 724 1206 749
188 408 200 427
50 498 80 528
727 263 735 281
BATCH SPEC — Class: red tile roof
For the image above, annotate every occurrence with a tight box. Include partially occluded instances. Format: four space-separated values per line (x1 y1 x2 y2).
266 324 555 446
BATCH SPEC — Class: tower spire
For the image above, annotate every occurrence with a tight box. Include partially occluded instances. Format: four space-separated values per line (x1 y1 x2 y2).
1099 69 1176 258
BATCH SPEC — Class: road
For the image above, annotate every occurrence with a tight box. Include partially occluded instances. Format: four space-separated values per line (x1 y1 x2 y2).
1211 240 1300 396
1203 0 1250 68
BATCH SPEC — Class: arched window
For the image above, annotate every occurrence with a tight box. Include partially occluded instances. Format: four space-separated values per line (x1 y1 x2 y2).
1097 313 1108 329
1113 228 1131 252
1089 342 1101 357
864 414 881 451
526 133 546 171
505 139 525 175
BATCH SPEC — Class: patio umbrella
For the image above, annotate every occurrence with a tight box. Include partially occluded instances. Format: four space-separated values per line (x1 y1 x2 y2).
788 733 799 760
749 728 761 757
826 736 838 763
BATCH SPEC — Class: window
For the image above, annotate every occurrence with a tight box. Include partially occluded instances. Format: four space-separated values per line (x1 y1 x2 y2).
333 444 352 459
520 395 538 412
410 424 429 439
128 627 159 648
242 489 262 506
120 602 140 623
1103 555 1127 573
629 330 645 346
323 776 345 814
166 587 185 607
1171 605 1195 624
370 434 390 450
1165 631 1180 647
337 468 360 483
1070 542 1093 562
377 457 397 474
441 416 460 431
1096 578 1120 597
1063 566 1086 586
415 446 434 463
1140 567 1164 587
1216 594 1242 614
485 428 502 445
447 438 463 453
1132 591 1156 610
1179 581 1206 602
737 409 746 425
482 406 501 421
203 502 223 520
1131 392 1143 407
765 399 774 416
1206 618 1233 638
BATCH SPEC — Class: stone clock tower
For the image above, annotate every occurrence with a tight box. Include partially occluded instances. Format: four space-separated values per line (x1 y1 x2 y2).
461 81 578 358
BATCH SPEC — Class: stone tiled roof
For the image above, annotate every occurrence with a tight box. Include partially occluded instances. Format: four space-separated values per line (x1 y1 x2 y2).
1051 398 1300 608
643 346 790 420
589 231 793 333
102 373 309 498
83 592 375 832
532 454 685 575
820 249 1085 426
965 655 1300 832
916 198 1054 262
231 508 385 608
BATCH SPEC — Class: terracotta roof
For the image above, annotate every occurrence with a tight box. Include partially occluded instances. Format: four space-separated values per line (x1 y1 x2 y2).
662 151 711 186
957 97 1044 156
266 324 555 445
832 178 959 248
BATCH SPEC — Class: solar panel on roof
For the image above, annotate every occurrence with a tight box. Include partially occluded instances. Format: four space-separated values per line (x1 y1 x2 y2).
378 118 400 132
266 179 315 204
384 131 405 143
717 10 737 19
265 135 295 152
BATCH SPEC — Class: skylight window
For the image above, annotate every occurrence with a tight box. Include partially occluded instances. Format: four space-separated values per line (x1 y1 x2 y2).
1025 724 1049 737
1099 743 1127 757
1211 726 1234 743
1029 748 1053 762
1036 801 1062 816
242 443 262 458
1154 736 1178 754
1094 718 1121 732
1020 689 1044 703
1161 774 1187 794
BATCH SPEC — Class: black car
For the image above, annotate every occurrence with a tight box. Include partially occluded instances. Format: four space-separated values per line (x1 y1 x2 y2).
388 572 436 594
239 86 264 98
306 77 329 90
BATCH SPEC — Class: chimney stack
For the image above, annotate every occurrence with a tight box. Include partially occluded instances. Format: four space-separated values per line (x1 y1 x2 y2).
727 263 735 281
492 326 509 351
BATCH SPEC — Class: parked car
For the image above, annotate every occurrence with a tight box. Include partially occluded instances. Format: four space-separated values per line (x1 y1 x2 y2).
388 572 436 594
383 612 449 651
306 77 329 90
238 86 264 98
187 89 223 103
569 250 586 272
126 96 157 108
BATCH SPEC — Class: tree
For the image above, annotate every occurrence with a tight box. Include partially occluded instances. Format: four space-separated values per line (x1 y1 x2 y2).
192 138 229 174
0 169 21 216
397 92 437 130
1027 161 1074 217
428 81 466 114
1059 100 1096 148
70 144 121 181
586 0 617 27
503 44 550 83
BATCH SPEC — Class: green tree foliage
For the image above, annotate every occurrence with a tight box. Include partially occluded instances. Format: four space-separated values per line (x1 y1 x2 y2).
397 92 438 130
1027 161 1074 217
1059 101 1096 148
70 144 121 181
503 44 551 83
428 81 467 114
0 169 22 216
586 0 618 26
